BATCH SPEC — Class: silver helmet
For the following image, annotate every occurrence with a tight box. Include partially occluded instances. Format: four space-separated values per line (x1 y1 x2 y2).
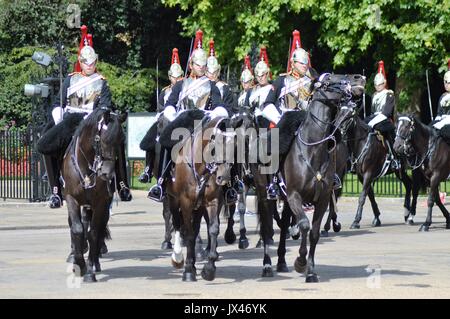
79 45 97 65
444 70 450 83
241 69 254 83
291 47 309 65
207 55 220 74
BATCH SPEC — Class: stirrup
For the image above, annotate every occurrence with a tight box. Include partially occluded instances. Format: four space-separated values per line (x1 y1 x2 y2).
266 183 280 200
333 174 342 190
118 181 132 201
233 178 244 194
49 194 62 209
148 178 164 202
138 166 152 183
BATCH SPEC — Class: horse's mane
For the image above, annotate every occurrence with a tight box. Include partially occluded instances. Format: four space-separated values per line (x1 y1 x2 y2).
74 108 123 144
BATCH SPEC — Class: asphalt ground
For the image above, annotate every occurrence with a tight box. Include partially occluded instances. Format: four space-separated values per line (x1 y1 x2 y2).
1 190 449 299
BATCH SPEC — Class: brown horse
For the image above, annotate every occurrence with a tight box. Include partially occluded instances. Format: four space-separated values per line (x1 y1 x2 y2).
62 107 126 282
165 112 239 281
394 115 450 231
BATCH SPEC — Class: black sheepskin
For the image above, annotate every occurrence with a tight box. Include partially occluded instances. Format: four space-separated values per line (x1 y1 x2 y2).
139 121 158 151
439 124 450 144
276 110 306 155
159 109 205 149
374 119 395 134
37 113 85 156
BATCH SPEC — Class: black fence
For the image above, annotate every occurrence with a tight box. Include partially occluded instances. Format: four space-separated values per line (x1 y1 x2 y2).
0 128 48 202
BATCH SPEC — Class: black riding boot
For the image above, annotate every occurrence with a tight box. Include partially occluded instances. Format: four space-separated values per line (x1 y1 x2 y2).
138 150 154 183
43 154 62 208
385 135 400 170
148 148 169 202
116 141 132 201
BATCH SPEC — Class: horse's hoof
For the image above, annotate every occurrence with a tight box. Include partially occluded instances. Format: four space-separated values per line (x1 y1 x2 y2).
224 229 237 244
419 225 429 232
332 222 342 233
276 263 289 273
446 223 450 230
350 222 360 229
83 273 97 283
182 271 197 282
294 257 307 274
66 253 74 263
262 266 274 278
171 258 184 269
305 273 319 283
321 230 329 237
238 238 249 249
201 265 216 281
372 218 381 227
94 262 101 273
161 241 173 250
404 215 409 222
407 219 415 225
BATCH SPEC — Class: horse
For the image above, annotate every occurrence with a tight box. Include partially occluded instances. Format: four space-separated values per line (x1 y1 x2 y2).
280 73 366 282
163 111 240 281
394 115 450 231
61 107 127 282
338 105 413 229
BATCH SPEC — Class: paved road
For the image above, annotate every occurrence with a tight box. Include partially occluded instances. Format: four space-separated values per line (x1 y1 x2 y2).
1 191 449 299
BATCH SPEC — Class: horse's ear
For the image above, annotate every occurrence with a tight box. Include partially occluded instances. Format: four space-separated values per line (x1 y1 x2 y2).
217 118 228 132
118 112 128 124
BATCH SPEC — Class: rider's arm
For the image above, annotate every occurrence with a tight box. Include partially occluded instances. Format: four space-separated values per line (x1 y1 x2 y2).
163 81 183 120
381 91 395 119
223 85 238 115
54 76 71 108
210 81 231 117
98 80 113 111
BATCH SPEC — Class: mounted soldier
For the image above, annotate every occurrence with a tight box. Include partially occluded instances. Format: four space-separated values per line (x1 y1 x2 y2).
37 31 132 208
261 30 318 199
237 55 255 109
147 29 232 202
138 48 184 183
366 60 399 169
433 60 450 130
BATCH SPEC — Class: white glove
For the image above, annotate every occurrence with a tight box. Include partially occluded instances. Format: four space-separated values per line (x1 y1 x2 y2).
51 106 64 125
254 108 262 117
368 113 387 127
261 103 281 124
163 105 177 121
210 106 229 119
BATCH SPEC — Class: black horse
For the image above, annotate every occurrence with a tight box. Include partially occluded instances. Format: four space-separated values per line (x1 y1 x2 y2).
281 73 366 282
338 105 413 229
61 107 126 282
394 115 450 231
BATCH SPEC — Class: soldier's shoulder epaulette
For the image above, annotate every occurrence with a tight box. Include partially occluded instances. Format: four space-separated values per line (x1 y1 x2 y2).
278 72 288 77
68 72 81 76
218 80 228 86
162 85 171 91
96 73 106 80
386 89 394 95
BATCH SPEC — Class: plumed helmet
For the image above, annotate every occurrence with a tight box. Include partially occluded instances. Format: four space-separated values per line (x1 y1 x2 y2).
240 55 254 83
190 29 207 66
254 46 270 77
289 30 309 67
78 45 97 65
168 48 183 78
206 39 221 74
374 60 387 86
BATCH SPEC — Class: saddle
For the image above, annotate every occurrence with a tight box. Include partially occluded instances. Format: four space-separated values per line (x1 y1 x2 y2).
438 124 450 145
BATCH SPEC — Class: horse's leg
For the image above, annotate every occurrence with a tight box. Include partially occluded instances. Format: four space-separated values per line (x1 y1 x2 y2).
66 196 86 277
224 203 237 244
181 201 198 282
169 197 184 268
367 185 382 227
261 197 276 277
321 194 334 237
396 167 413 223
196 207 209 260
432 185 450 229
287 191 310 275
305 198 328 283
161 197 173 250
276 204 291 272
238 185 249 249
419 176 439 232
350 174 371 229
201 199 221 281
409 173 421 225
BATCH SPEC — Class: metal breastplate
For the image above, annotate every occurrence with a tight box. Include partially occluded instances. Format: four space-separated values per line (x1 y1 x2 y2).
282 75 312 110
179 77 211 110
249 85 272 110
440 93 450 114
238 91 247 108
67 73 103 111
371 89 389 114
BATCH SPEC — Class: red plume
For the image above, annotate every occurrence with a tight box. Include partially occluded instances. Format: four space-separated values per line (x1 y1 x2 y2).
447 59 450 70
377 60 388 88
171 48 180 65
287 30 302 72
244 55 253 73
209 39 215 57
74 25 88 72
194 29 203 50
87 34 93 47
